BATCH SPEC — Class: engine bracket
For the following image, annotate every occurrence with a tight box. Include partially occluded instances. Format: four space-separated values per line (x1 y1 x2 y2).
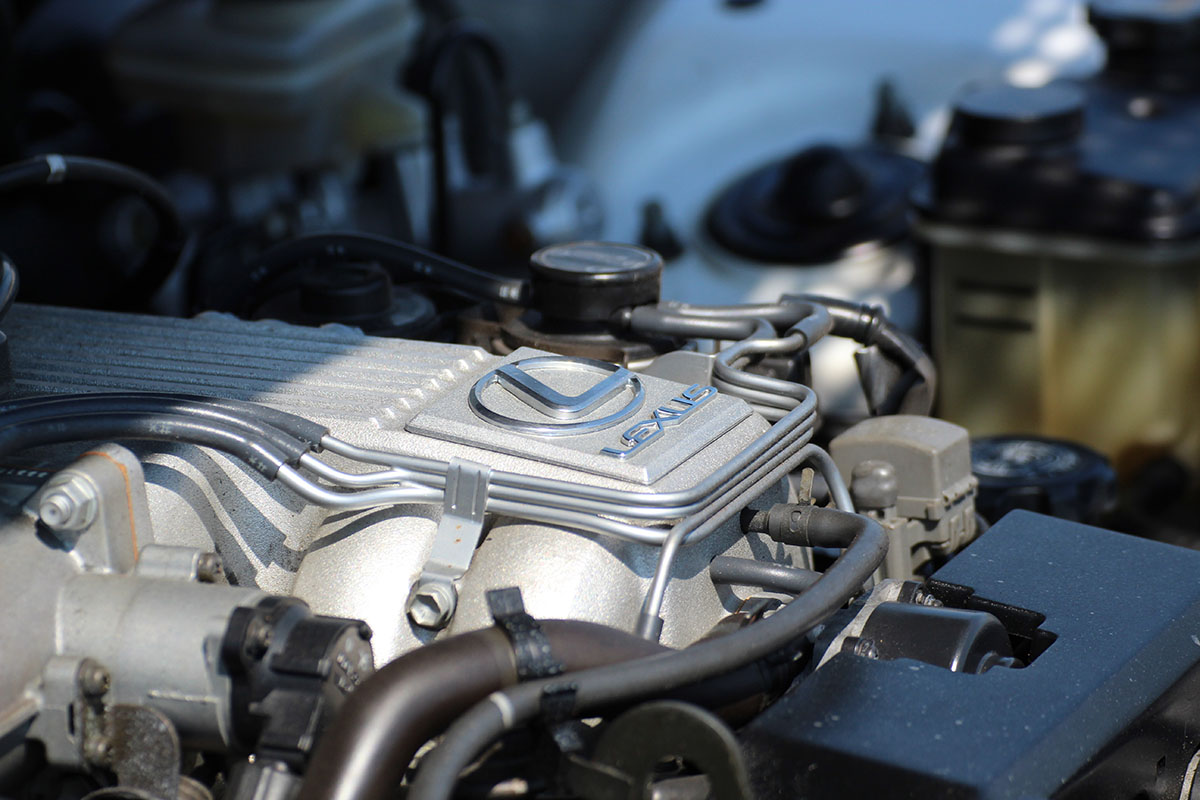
407 458 492 630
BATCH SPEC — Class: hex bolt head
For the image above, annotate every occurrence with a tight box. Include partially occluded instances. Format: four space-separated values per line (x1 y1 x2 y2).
196 552 224 583
38 475 99 532
407 581 457 630
78 660 111 698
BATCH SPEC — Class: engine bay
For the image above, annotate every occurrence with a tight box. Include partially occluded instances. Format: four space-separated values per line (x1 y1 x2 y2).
0 2 1197 799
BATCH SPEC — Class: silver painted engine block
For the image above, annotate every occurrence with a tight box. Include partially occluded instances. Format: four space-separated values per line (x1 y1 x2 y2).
1 303 801 662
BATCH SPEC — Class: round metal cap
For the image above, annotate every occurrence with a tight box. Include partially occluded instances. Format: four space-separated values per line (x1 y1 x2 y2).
530 241 664 285
953 84 1085 147
529 241 663 321
1089 0 1200 49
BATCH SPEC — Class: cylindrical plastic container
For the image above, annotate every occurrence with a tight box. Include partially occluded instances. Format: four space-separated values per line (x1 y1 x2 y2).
923 227 1200 475
918 2 1200 475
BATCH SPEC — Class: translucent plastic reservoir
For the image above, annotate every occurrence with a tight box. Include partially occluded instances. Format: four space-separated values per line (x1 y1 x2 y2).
926 224 1200 476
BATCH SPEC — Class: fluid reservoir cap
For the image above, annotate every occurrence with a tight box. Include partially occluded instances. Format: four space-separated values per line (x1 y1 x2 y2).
971 435 1116 524
707 144 923 264
529 241 663 322
1089 0 1200 50
952 84 1086 148
1088 0 1200 88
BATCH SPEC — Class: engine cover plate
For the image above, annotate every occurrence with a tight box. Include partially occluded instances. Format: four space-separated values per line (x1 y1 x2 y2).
406 347 753 485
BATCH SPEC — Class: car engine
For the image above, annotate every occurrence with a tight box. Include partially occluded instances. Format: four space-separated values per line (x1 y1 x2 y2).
1 2 1199 799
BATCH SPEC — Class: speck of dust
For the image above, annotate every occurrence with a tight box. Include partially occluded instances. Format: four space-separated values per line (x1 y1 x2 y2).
1191 634 1200 647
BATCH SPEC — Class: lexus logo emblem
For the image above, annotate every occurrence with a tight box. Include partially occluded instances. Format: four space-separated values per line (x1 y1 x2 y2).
469 356 645 436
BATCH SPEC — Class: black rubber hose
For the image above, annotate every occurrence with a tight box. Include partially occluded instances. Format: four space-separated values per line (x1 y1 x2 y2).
242 232 528 316
0 411 289 479
709 555 821 595
0 396 313 462
622 299 829 341
408 506 887 800
0 154 188 308
418 20 511 252
795 293 936 414
625 306 758 340
644 300 818 328
0 392 329 448
298 621 666 800
0 253 18 325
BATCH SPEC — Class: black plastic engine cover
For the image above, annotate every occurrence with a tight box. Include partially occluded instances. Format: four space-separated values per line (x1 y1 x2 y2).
740 510 1200 799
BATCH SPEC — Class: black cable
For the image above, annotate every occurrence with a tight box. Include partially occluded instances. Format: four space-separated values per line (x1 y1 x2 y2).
0 392 329 450
241 231 528 317
0 154 188 309
408 506 887 800
0 395 315 463
709 555 821 595
0 411 289 479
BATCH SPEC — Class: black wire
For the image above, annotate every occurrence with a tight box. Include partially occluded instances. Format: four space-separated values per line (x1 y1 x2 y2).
241 231 528 316
0 392 329 449
0 154 188 309
0 395 318 462
0 411 289 479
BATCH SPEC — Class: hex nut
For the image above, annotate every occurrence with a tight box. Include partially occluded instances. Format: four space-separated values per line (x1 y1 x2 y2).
38 474 100 532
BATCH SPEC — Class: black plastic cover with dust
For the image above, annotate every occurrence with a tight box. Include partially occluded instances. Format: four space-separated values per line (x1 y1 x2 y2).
739 510 1200 799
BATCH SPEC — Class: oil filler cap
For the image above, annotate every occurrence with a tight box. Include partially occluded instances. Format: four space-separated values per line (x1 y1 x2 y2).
529 241 663 322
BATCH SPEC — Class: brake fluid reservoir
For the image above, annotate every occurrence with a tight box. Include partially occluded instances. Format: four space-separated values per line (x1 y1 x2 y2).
918 1 1200 475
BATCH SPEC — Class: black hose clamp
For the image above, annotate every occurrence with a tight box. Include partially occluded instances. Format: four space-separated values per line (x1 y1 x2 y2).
486 587 565 681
